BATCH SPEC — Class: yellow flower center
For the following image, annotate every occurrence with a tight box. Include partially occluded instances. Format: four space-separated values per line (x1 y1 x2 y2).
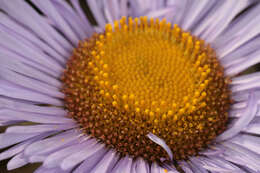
61 16 231 162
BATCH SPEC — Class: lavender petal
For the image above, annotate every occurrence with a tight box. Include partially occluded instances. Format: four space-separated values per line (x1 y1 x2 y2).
31 0 79 46
217 92 257 141
73 145 107 173
147 132 173 160
111 156 133 173
7 153 28 170
24 130 80 156
60 140 104 170
89 149 119 173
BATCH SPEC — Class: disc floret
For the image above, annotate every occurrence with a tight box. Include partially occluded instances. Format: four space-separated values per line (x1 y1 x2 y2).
62 16 231 162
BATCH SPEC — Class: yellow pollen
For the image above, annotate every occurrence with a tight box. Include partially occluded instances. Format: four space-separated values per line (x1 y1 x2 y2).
62 16 231 162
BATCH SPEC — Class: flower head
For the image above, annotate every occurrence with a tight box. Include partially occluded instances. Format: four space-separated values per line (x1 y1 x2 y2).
0 0 260 173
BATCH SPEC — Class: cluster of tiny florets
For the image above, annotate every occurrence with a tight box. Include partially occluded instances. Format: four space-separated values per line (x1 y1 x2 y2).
61 16 232 163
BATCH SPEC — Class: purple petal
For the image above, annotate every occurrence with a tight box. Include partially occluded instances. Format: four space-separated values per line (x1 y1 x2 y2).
0 13 67 64
182 0 216 31
35 166 70 173
28 155 47 163
120 0 128 17
147 132 173 160
146 6 178 20
220 36 260 67
215 3 260 58
0 68 63 98
134 158 149 173
226 49 260 76
241 166 259 173
0 0 72 53
0 80 63 106
189 157 209 173
103 0 121 22
24 130 80 156
151 163 178 173
0 132 42 149
51 1 88 40
0 47 59 78
151 163 161 173
242 117 260 135
188 162 206 173
193 156 237 173
0 120 22 126
60 140 104 170
87 0 106 27
0 109 73 124
231 77 260 93
166 0 188 25
0 97 67 116
6 124 76 134
31 0 79 46
230 101 247 110
224 142 260 164
73 144 107 173
70 0 94 36
128 0 150 17
88 149 119 173
178 161 193 173
216 92 257 141
232 92 249 103
202 0 250 42
231 134 260 155
111 156 133 173
43 142 92 168
0 59 61 88
199 147 225 156
206 156 246 172
0 28 63 73
231 71 260 85
0 132 51 161
219 142 260 171
167 169 179 173
7 153 28 170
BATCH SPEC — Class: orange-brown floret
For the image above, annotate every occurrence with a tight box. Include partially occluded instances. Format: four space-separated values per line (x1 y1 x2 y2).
61 16 232 163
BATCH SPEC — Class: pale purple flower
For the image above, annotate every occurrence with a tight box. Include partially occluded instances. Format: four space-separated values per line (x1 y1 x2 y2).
0 0 260 173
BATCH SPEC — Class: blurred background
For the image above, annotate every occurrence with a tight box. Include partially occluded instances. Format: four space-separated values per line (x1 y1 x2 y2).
0 0 260 172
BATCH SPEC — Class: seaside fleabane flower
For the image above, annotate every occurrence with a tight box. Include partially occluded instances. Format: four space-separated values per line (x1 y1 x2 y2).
0 0 260 173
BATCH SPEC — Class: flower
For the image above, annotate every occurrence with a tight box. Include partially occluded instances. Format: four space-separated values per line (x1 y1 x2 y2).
0 0 260 173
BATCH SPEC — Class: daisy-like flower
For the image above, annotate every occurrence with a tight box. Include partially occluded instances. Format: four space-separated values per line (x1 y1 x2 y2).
1 0 260 172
